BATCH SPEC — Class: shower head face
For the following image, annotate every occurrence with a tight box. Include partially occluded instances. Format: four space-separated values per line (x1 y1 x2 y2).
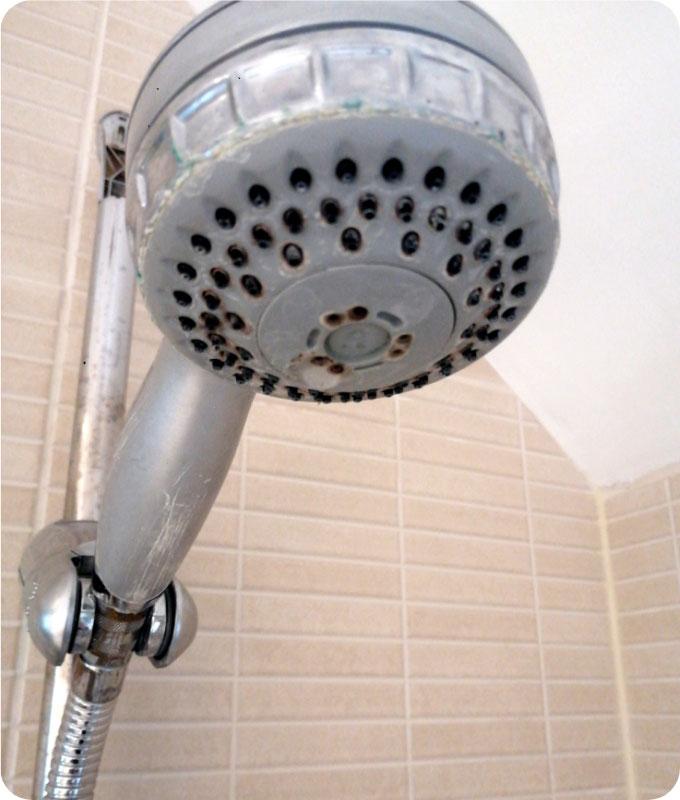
127 2 559 403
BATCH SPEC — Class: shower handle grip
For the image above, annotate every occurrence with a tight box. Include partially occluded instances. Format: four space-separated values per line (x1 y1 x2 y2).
95 339 254 609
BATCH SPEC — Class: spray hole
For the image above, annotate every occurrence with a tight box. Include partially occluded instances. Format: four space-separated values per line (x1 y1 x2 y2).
210 268 229 289
428 206 447 232
505 228 524 248
191 339 208 352
512 255 530 272
236 346 253 361
209 332 226 347
341 227 362 252
462 344 479 361
311 355 331 366
329 363 345 374
487 261 502 281
227 244 248 267
248 184 270 207
215 207 236 229
178 316 195 331
489 282 505 301
502 307 517 321
474 238 492 261
395 196 414 223
462 325 476 338
282 243 304 267
252 225 273 249
323 312 344 327
390 348 404 358
191 234 211 254
235 366 254 384
320 198 342 224
446 254 463 276
177 262 196 281
241 274 263 297
226 312 245 330
382 158 404 182
424 166 446 191
210 359 225 370
511 281 527 297
200 312 220 330
348 306 368 321
487 203 507 224
486 304 501 321
358 193 378 219
467 287 482 306
290 167 312 192
438 359 453 376
282 207 304 234
456 221 473 245
460 181 481 204
397 334 412 345
173 290 192 307
401 231 420 256
335 158 357 183
202 291 220 310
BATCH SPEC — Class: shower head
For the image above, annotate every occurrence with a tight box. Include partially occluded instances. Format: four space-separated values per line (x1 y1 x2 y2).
126 0 559 404
97 1 559 608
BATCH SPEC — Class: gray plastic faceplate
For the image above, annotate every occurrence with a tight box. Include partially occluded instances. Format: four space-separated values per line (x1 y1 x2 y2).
127 6 559 403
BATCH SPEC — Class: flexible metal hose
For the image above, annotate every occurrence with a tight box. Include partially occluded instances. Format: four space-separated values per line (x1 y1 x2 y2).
42 598 143 799
44 690 117 799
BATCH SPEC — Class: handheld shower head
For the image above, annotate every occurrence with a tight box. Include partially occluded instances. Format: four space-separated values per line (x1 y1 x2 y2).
126 0 559 403
98 1 559 608
38 12 560 794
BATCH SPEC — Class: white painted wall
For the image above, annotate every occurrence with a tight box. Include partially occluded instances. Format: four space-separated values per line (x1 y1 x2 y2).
480 1 680 486
186 1 680 486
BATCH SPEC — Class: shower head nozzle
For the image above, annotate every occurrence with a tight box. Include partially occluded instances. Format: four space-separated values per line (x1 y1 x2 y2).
126 1 559 404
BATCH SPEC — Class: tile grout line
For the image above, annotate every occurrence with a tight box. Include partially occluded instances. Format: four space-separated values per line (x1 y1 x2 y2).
3 1 111 788
517 399 556 799
395 396 415 800
609 532 680 555
229 430 248 800
594 490 637 800
664 478 680 596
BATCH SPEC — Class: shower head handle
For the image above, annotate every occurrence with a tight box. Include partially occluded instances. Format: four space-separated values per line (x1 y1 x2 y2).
95 340 253 608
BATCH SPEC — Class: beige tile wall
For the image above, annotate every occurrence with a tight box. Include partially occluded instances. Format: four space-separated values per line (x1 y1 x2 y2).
0 2 674 799
604 470 680 800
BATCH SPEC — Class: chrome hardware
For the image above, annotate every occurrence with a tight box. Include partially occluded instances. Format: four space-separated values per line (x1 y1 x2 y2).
19 521 97 666
135 578 198 668
20 519 198 671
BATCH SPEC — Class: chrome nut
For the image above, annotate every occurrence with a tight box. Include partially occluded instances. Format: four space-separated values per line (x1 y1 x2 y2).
152 579 197 669
135 579 198 668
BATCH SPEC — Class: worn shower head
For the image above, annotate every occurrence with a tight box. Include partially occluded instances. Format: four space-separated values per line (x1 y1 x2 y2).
97 1 560 608
126 0 559 404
